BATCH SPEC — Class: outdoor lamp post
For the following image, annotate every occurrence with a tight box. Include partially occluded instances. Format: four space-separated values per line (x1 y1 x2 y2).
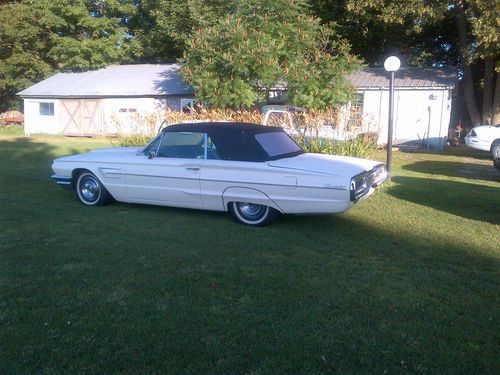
384 56 400 177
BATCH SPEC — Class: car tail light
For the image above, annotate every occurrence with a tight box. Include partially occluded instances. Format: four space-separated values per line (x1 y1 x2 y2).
350 173 368 202
350 164 387 202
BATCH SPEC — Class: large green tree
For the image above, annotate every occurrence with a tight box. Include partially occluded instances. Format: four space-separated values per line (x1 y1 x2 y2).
309 0 500 125
130 0 235 62
181 0 361 109
0 0 137 111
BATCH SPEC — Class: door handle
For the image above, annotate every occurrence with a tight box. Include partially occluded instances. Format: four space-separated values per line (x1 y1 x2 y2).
186 167 200 171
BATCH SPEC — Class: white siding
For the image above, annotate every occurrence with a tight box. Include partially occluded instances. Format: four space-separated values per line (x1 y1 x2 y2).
23 96 192 136
23 99 60 135
101 97 189 135
362 88 451 149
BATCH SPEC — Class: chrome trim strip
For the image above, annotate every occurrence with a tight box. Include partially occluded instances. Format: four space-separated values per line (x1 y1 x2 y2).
124 172 348 191
51 174 71 181
51 175 73 190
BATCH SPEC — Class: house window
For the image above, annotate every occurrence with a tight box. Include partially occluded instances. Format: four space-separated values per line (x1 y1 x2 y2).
348 92 364 128
39 102 54 116
352 92 364 110
180 99 196 114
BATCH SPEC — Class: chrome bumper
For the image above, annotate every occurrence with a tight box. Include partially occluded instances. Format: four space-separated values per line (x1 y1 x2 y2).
51 175 73 191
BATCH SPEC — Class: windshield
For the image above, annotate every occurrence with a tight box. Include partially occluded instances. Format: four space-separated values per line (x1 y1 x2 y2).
254 132 304 159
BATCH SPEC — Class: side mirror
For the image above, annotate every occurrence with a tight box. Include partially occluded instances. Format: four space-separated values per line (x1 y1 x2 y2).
148 150 156 159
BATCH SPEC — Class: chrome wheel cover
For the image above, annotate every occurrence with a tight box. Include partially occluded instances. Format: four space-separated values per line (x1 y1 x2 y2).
493 145 500 159
79 176 100 202
237 202 266 220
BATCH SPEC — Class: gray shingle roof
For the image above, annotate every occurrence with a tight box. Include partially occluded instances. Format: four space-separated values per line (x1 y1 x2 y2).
18 64 456 98
349 68 456 89
17 64 195 98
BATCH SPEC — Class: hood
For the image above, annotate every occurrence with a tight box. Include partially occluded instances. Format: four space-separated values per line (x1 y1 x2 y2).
55 147 142 162
90 147 143 153
267 153 382 177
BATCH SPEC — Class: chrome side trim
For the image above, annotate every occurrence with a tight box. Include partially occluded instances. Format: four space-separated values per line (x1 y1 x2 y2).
124 172 348 191
51 175 73 191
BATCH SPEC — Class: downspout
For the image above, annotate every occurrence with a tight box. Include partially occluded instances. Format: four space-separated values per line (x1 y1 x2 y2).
438 91 445 150
427 106 432 149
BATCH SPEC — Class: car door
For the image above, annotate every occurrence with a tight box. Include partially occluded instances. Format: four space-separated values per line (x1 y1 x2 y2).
124 131 204 207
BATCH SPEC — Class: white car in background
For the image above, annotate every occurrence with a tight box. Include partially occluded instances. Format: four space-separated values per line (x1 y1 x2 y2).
465 124 500 159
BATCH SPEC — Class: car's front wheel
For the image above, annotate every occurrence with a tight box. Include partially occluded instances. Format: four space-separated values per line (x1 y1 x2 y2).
228 202 279 226
491 139 500 160
75 171 112 206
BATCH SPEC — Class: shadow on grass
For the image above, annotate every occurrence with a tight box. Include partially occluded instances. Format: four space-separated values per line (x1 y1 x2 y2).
388 176 500 224
1 137 499 373
443 146 494 160
398 145 494 163
0 137 58 162
403 160 500 182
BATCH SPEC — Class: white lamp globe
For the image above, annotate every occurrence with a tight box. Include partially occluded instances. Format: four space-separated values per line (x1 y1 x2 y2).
384 56 401 72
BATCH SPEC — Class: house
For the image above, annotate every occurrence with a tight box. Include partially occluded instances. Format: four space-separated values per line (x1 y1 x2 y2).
18 64 455 150
348 68 455 150
17 64 195 136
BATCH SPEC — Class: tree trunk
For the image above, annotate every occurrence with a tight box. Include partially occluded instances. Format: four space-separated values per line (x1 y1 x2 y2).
482 57 494 124
454 0 481 125
492 70 500 125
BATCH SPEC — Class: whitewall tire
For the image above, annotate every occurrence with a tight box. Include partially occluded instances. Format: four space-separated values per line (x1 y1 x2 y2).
228 202 279 226
75 171 112 206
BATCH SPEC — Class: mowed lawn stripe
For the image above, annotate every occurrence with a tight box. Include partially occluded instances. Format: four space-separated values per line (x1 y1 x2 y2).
0 133 498 374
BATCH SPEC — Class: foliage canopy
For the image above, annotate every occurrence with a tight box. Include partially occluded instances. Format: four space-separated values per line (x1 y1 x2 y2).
0 0 137 110
181 0 361 110
0 0 499 123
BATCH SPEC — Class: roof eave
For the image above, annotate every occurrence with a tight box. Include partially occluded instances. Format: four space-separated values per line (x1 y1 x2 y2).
18 93 195 99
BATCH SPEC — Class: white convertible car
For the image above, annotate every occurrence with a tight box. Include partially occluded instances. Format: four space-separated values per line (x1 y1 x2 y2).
51 123 388 226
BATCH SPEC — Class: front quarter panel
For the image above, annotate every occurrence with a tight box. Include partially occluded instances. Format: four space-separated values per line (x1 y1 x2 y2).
51 152 132 202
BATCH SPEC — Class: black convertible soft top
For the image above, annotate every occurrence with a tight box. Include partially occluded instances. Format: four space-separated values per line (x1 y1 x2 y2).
161 122 304 162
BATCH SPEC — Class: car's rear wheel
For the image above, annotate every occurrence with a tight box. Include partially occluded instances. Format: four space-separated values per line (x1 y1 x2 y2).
75 171 112 206
228 202 279 226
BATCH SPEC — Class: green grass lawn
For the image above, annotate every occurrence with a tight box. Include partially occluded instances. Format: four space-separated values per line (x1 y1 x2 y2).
1 132 499 374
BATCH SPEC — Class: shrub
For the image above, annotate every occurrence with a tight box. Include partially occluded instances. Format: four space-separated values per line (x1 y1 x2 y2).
114 134 151 148
294 134 375 159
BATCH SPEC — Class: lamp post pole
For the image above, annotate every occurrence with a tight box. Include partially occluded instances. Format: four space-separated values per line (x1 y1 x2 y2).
387 70 395 175
383 56 400 178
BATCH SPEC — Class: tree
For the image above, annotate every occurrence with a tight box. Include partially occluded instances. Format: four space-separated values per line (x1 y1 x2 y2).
130 0 235 62
468 0 500 124
319 0 499 126
0 0 137 111
0 2 53 110
181 0 361 109
47 0 138 71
